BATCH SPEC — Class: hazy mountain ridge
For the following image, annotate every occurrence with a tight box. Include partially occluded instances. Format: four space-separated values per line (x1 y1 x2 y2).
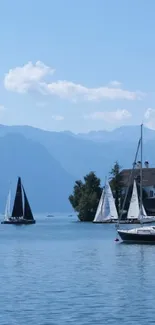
77 126 155 143
0 133 74 213
0 124 155 212
1 124 155 175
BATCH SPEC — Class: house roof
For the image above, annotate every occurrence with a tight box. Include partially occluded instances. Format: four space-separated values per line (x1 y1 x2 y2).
119 168 155 187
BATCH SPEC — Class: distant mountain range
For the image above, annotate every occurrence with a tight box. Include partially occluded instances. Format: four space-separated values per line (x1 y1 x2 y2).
0 124 155 213
77 126 155 143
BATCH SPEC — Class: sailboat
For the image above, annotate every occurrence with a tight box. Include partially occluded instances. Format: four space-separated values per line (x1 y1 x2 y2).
93 181 118 223
140 205 155 224
93 187 105 222
1 177 36 225
126 180 155 224
117 124 155 243
126 180 139 222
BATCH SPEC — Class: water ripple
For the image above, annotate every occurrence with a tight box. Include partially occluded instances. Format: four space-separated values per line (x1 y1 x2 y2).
0 217 155 324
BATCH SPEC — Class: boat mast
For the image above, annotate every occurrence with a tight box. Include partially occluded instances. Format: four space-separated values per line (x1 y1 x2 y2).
116 136 141 228
140 124 143 219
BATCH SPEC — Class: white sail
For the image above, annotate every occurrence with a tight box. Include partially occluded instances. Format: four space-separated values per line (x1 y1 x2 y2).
101 188 111 221
93 188 105 222
4 190 11 220
142 204 147 216
93 181 118 222
106 182 118 219
93 183 111 222
127 180 139 219
139 203 155 223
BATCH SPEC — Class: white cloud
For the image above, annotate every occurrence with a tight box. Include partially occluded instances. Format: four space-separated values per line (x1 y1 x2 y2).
84 109 132 122
144 108 155 129
51 115 64 121
109 80 122 87
4 61 144 101
45 81 143 101
4 61 55 94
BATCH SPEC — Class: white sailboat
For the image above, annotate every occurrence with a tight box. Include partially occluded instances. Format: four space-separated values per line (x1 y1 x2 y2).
126 180 155 223
4 190 11 221
106 181 118 220
139 205 155 224
93 187 105 222
127 180 139 221
93 181 118 223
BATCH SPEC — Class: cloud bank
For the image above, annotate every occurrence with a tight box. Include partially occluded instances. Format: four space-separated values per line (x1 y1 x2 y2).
4 61 144 102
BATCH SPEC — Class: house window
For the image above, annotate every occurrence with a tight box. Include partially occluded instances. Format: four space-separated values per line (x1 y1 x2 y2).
150 190 154 198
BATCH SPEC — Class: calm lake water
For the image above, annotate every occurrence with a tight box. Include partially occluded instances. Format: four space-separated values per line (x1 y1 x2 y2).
0 214 155 325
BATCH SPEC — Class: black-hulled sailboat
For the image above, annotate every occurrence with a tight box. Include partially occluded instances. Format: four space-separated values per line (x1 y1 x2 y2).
1 177 36 225
117 124 155 243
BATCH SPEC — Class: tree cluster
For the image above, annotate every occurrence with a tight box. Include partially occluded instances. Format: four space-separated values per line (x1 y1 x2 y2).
69 161 148 221
69 172 102 222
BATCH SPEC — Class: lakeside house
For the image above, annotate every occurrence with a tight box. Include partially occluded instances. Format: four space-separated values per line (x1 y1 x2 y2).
119 161 155 216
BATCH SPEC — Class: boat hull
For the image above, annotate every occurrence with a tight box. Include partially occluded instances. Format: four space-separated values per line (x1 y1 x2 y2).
1 219 36 225
118 230 155 243
93 219 155 224
93 219 113 224
93 219 146 224
141 218 155 224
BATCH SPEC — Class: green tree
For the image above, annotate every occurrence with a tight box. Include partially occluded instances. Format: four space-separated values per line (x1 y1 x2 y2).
69 171 102 222
109 161 123 214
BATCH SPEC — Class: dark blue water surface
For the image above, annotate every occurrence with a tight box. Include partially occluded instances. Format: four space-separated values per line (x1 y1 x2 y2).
0 214 155 325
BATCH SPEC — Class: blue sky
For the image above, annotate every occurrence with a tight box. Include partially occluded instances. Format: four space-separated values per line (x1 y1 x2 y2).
0 0 155 132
